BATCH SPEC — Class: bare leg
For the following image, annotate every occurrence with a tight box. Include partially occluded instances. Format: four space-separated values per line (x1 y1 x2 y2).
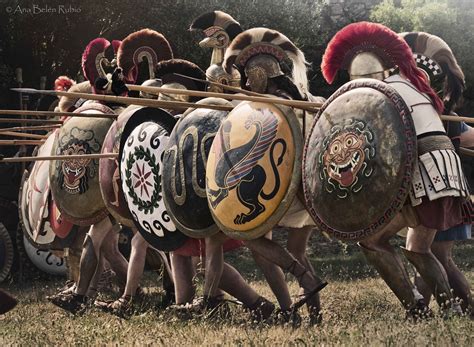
122 232 149 297
431 240 473 313
250 231 291 310
218 263 260 306
171 253 196 304
245 236 323 293
203 232 226 297
101 225 129 289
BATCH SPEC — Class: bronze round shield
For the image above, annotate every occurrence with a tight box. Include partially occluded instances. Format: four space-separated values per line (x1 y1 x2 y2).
206 101 302 240
302 79 417 241
99 106 140 227
19 132 57 248
162 98 233 238
119 108 188 251
50 103 115 226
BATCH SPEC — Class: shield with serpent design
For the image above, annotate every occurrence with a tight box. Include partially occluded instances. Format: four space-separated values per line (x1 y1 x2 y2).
206 101 302 240
50 103 115 226
162 98 233 238
302 79 417 241
119 108 188 251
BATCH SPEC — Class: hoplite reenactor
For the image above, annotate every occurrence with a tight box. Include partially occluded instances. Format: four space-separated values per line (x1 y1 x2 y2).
399 31 474 317
189 10 242 93
205 27 328 325
155 56 275 320
49 36 133 314
157 12 279 322
317 21 470 318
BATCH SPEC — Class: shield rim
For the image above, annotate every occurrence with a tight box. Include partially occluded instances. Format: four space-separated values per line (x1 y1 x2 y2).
19 166 55 249
119 107 189 252
50 103 115 226
302 78 417 241
0 223 14 282
207 101 303 241
99 106 139 228
19 134 60 248
162 98 233 239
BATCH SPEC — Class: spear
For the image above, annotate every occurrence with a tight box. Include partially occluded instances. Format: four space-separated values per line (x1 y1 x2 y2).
174 73 265 97
440 115 474 124
460 147 474 157
11 88 233 112
0 140 45 146
0 131 47 139
125 84 322 112
0 153 118 163
0 109 117 119
0 118 63 124
0 125 61 133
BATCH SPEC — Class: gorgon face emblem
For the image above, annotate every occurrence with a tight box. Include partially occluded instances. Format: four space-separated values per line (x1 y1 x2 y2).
323 131 365 187
318 119 376 198
61 143 91 193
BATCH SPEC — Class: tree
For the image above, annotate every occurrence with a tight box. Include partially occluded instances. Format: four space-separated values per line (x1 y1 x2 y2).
370 0 474 110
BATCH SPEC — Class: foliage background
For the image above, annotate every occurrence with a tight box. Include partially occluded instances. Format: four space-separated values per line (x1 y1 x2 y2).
0 0 473 113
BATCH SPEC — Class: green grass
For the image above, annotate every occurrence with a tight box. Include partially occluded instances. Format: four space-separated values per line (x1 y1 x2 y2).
1 238 473 345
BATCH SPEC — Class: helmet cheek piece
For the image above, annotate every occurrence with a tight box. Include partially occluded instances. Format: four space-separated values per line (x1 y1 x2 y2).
243 55 283 93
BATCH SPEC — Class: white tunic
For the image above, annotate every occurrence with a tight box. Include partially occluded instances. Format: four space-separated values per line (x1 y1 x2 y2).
385 75 469 206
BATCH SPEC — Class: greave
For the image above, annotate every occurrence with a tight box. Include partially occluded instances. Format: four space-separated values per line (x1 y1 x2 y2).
402 247 462 315
359 243 420 310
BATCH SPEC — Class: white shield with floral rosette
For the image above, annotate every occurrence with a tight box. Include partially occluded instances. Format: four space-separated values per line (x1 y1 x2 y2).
120 120 188 251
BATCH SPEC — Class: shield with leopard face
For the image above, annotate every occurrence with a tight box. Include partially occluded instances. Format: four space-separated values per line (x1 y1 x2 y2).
50 103 115 226
206 101 302 240
119 107 188 251
302 79 417 241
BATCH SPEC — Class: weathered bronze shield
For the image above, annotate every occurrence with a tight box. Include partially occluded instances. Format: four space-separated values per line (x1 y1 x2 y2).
206 101 302 240
99 106 140 228
50 103 115 226
119 108 188 251
162 98 233 238
302 79 417 241
19 132 57 247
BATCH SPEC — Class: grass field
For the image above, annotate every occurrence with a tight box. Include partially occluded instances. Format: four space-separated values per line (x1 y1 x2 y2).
1 237 473 345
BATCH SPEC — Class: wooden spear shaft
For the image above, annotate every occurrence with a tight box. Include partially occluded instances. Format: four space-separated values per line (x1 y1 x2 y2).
0 131 47 139
440 115 474 124
173 73 266 97
0 153 118 163
0 125 60 133
460 147 474 157
50 90 233 111
0 118 63 124
126 84 323 111
0 110 117 118
0 140 45 146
